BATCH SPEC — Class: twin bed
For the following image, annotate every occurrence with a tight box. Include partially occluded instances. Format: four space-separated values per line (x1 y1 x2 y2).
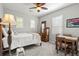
2 27 41 50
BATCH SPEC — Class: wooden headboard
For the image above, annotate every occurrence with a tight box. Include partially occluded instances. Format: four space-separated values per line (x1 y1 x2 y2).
0 18 3 56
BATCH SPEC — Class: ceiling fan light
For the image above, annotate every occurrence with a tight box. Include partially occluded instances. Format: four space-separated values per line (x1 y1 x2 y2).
36 7 41 10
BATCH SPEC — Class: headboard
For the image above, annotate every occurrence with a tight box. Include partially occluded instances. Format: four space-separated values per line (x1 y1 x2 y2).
0 18 3 55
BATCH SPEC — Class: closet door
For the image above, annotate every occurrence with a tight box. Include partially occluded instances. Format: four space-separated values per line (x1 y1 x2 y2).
52 15 63 44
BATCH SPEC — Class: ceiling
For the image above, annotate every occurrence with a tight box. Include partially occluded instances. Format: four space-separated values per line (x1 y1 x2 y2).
3 3 73 17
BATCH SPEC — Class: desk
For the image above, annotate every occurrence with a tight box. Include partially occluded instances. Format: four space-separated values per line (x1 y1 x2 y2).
56 35 78 55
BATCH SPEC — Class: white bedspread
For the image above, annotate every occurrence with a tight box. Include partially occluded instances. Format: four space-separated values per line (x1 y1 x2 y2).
2 33 41 50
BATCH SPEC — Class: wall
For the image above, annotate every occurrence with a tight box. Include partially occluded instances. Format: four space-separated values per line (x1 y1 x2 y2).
3 7 39 33
0 4 3 18
39 4 79 44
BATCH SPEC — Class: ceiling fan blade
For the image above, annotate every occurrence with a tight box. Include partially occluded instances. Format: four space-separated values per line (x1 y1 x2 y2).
29 7 37 9
41 7 48 10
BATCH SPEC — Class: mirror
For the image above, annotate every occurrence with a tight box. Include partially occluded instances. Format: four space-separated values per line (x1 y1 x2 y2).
42 23 44 33
41 21 46 33
46 27 49 35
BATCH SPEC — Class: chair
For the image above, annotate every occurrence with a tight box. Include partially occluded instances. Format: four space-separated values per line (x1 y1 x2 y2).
56 34 73 55
62 38 72 55
56 36 65 53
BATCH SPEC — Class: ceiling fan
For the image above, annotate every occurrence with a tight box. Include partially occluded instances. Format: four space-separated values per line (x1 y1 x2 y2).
29 3 48 12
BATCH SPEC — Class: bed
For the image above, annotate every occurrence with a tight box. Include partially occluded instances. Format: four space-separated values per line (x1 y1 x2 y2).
2 28 41 50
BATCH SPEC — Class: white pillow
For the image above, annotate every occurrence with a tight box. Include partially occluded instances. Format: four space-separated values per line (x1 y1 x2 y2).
2 27 8 37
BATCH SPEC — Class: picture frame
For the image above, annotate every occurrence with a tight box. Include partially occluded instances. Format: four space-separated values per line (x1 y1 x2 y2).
66 18 79 28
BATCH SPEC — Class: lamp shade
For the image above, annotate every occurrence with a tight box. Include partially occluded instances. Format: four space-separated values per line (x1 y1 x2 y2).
2 14 16 25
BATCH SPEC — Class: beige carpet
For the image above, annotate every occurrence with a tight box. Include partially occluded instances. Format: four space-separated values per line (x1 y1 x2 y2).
4 42 79 56
24 42 54 56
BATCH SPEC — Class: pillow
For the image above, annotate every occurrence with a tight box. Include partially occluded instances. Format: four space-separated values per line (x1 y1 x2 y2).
2 27 8 37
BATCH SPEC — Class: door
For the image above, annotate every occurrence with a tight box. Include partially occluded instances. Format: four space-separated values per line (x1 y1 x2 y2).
52 15 63 44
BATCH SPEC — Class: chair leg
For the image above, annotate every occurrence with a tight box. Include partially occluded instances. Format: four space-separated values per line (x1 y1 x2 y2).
64 42 67 56
71 42 74 56
40 43 42 46
56 47 59 54
75 42 78 56
64 47 66 56
55 41 57 49
55 41 58 54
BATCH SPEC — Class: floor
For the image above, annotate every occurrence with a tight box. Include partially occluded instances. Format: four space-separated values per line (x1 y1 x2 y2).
4 42 79 56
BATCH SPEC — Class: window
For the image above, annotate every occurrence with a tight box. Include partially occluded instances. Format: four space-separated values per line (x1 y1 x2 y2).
30 20 35 29
16 17 23 28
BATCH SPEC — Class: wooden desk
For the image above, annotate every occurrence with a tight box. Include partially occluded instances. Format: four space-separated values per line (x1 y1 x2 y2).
56 35 78 55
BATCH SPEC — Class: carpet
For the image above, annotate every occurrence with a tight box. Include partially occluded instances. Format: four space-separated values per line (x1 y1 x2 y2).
4 42 79 56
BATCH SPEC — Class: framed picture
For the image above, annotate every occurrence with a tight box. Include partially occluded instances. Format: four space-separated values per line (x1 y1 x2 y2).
66 18 79 28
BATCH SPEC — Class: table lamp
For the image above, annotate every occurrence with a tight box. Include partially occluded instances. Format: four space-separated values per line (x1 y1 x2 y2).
2 14 16 55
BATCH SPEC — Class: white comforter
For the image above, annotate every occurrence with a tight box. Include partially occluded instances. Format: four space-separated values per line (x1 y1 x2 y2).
2 33 41 50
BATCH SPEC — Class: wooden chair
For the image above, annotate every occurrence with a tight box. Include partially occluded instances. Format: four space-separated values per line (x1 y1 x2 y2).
56 36 65 53
56 37 72 55
56 34 73 55
62 38 73 55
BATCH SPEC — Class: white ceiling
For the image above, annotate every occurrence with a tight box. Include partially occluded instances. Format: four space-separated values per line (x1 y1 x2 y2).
2 3 73 17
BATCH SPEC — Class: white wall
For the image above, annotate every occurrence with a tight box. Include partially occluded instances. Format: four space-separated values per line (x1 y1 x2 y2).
39 4 79 44
0 4 3 18
3 7 39 33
